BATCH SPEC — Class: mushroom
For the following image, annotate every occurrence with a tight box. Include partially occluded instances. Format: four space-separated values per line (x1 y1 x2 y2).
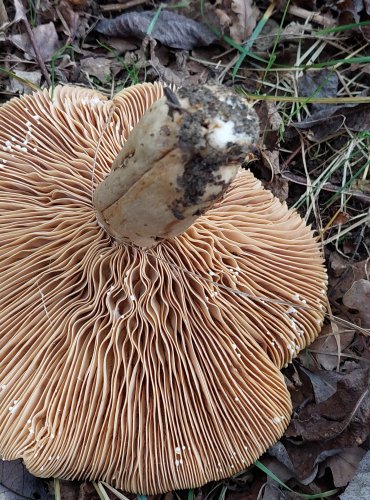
0 82 327 494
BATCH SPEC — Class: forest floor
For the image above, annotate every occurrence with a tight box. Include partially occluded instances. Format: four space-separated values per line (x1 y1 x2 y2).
0 0 369 499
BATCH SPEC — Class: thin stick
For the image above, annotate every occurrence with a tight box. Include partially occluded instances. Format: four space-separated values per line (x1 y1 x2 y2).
21 17 52 87
288 5 335 27
101 0 148 12
282 171 370 204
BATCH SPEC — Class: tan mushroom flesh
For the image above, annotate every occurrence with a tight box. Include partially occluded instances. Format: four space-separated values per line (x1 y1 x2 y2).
0 83 327 494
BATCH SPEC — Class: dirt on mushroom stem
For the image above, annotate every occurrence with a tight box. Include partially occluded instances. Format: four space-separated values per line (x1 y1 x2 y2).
93 84 260 248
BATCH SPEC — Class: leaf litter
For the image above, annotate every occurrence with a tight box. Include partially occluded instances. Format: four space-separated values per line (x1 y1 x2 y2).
0 0 370 498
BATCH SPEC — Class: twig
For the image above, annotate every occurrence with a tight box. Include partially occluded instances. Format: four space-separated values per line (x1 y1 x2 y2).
282 171 370 204
21 17 51 87
288 5 335 27
101 0 148 12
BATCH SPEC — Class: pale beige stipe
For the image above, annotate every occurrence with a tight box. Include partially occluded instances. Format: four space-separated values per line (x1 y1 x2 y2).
0 84 326 494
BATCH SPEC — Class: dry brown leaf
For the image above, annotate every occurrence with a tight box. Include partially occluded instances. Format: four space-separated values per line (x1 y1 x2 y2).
8 70 42 94
80 57 111 83
0 459 50 499
96 10 217 50
343 279 370 328
12 0 25 23
329 259 369 303
285 367 370 480
0 0 8 26
324 447 366 487
228 0 260 43
10 22 60 61
341 451 370 499
310 325 355 371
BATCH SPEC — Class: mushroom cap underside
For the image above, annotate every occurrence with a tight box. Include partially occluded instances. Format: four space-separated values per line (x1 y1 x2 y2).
0 84 327 494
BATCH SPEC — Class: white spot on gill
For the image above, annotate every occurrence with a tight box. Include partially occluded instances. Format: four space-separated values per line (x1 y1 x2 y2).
273 415 285 425
90 96 101 106
287 306 298 314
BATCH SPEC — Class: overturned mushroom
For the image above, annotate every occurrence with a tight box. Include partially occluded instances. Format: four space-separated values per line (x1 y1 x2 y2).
0 83 327 494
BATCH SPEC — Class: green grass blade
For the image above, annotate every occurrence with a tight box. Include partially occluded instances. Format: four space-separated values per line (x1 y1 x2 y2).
0 67 41 92
255 460 339 498
54 478 61 500
93 482 111 500
187 488 195 500
146 4 164 37
316 19 370 35
233 1 278 78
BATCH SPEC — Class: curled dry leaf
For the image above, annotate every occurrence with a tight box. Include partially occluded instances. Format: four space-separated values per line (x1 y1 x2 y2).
325 447 366 488
96 10 217 50
285 367 370 480
250 101 288 201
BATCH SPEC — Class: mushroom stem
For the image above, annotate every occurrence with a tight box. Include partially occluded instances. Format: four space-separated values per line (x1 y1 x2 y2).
93 85 259 248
